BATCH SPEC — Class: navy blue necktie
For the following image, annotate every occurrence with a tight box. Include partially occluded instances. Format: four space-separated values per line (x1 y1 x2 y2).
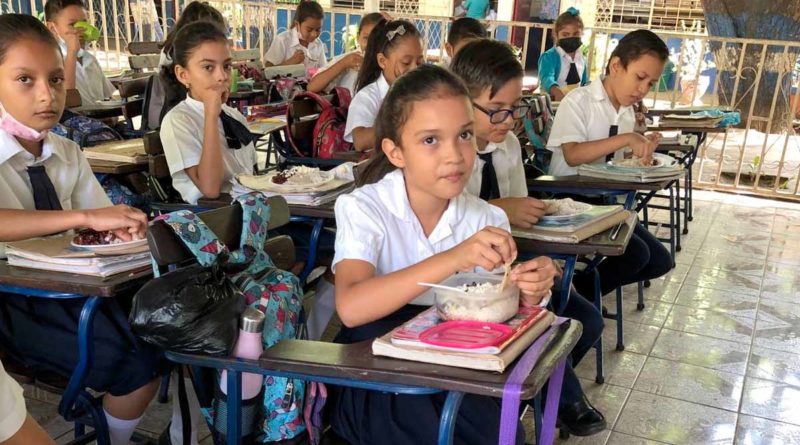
28 165 63 210
479 152 500 201
220 111 258 149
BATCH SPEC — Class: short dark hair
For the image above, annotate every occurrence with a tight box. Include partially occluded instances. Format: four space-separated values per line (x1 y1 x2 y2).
358 12 385 37
295 1 324 24
450 39 523 99
607 29 669 74
447 17 487 46
357 64 470 186
44 0 86 21
0 14 59 65
162 2 225 56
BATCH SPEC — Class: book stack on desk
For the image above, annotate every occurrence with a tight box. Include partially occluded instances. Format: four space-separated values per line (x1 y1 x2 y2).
513 205 631 243
372 306 556 372
83 139 147 164
660 114 723 128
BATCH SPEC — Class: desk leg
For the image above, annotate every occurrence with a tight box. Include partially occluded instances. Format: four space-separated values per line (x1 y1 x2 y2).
437 391 465 445
226 370 243 445
592 268 604 384
290 216 324 284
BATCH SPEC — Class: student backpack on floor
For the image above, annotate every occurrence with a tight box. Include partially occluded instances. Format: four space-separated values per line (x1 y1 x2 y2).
156 193 307 441
286 87 352 159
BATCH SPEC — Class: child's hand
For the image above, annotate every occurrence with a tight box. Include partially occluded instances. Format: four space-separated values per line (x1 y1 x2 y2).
492 197 546 229
200 85 225 116
448 226 517 273
63 29 82 56
627 132 658 164
287 49 305 65
83 205 148 241
346 52 363 70
511 256 557 307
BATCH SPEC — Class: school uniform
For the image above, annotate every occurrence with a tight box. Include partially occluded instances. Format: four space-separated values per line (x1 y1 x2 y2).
538 46 589 98
466 132 527 200
543 81 672 297
0 130 165 396
160 96 258 205
546 80 635 176
329 169 525 445
0 361 25 442
63 48 116 105
313 50 360 94
343 74 389 143
263 27 327 72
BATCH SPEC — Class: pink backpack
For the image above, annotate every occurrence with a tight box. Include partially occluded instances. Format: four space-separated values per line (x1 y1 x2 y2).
286 87 352 159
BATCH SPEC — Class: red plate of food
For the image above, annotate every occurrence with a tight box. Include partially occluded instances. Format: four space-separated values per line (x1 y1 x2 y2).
71 229 149 255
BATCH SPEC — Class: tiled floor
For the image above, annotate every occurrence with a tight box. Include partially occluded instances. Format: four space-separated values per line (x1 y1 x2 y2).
20 190 800 445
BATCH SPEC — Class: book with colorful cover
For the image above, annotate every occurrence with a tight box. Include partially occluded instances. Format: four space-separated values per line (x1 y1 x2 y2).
532 205 623 233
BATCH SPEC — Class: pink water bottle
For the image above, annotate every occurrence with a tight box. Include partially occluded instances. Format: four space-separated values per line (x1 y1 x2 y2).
220 307 265 400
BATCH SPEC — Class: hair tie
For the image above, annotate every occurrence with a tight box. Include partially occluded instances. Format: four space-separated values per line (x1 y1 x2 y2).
566 7 580 16
387 24 406 42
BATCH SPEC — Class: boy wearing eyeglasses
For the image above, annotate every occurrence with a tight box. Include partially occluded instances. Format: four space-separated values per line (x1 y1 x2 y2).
451 38 608 437
452 39 546 229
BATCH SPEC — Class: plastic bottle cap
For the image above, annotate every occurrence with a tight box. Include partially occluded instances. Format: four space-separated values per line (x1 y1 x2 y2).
241 307 265 333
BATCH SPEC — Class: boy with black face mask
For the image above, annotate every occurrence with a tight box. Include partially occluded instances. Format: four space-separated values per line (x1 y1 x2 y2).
538 7 588 101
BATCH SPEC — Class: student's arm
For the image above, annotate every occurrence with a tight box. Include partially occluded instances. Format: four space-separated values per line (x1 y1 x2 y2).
62 30 82 90
562 132 655 167
183 86 226 199
0 361 55 445
490 198 546 228
537 50 561 100
307 53 361 93
351 127 375 152
549 85 566 102
511 256 557 307
335 227 516 327
0 206 147 242
1 415 56 445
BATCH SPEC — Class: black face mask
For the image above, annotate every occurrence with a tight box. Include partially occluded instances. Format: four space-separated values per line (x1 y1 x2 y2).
558 37 582 54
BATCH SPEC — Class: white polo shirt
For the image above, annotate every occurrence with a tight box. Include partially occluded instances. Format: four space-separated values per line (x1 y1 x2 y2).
333 169 510 306
160 96 257 205
314 49 360 94
0 130 111 257
0 361 25 442
466 132 527 199
263 28 327 71
547 80 635 176
343 74 390 143
63 48 116 104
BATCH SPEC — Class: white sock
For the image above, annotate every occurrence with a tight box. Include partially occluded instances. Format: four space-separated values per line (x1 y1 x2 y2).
306 278 335 341
103 409 142 445
170 370 201 445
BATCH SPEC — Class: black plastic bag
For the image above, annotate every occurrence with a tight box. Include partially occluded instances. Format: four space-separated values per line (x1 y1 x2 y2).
130 263 245 356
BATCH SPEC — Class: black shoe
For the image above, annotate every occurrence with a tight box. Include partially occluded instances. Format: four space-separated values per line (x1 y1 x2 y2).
557 396 606 437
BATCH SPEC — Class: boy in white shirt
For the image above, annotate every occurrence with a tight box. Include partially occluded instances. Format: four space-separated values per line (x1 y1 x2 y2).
45 0 116 105
451 39 607 438
263 1 327 72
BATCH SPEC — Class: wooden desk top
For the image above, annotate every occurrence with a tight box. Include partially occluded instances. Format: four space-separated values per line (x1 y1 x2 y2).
228 89 265 101
88 159 148 175
514 211 637 257
0 261 152 297
197 194 337 220
528 175 673 192
255 321 580 399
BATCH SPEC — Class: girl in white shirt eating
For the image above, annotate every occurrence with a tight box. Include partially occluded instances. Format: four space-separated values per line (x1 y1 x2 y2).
331 64 557 445
344 19 423 152
263 0 327 72
160 22 258 205
307 12 387 94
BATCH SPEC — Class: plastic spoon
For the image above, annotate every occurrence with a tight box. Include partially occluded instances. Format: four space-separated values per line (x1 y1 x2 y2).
417 282 467 293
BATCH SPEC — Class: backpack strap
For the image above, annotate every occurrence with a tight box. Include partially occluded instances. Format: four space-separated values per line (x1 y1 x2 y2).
155 209 228 267
226 193 275 270
332 86 352 109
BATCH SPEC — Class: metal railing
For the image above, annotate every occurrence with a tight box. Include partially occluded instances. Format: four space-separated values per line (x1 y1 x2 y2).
5 1 800 201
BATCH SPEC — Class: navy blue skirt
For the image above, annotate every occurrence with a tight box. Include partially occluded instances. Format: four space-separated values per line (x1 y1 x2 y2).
329 305 526 445
0 292 167 396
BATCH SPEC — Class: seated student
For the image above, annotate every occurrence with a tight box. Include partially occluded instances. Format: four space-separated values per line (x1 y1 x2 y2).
44 0 115 105
263 0 326 72
160 22 258 205
307 12 388 94
0 14 163 445
331 63 555 445
1 360 55 445
344 19 423 152
452 38 606 437
546 29 672 297
443 17 487 64
538 7 589 101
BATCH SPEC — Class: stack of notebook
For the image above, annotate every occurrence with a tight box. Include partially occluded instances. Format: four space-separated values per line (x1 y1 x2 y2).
83 139 147 164
372 306 555 372
5 234 151 278
660 113 723 128
512 205 632 243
